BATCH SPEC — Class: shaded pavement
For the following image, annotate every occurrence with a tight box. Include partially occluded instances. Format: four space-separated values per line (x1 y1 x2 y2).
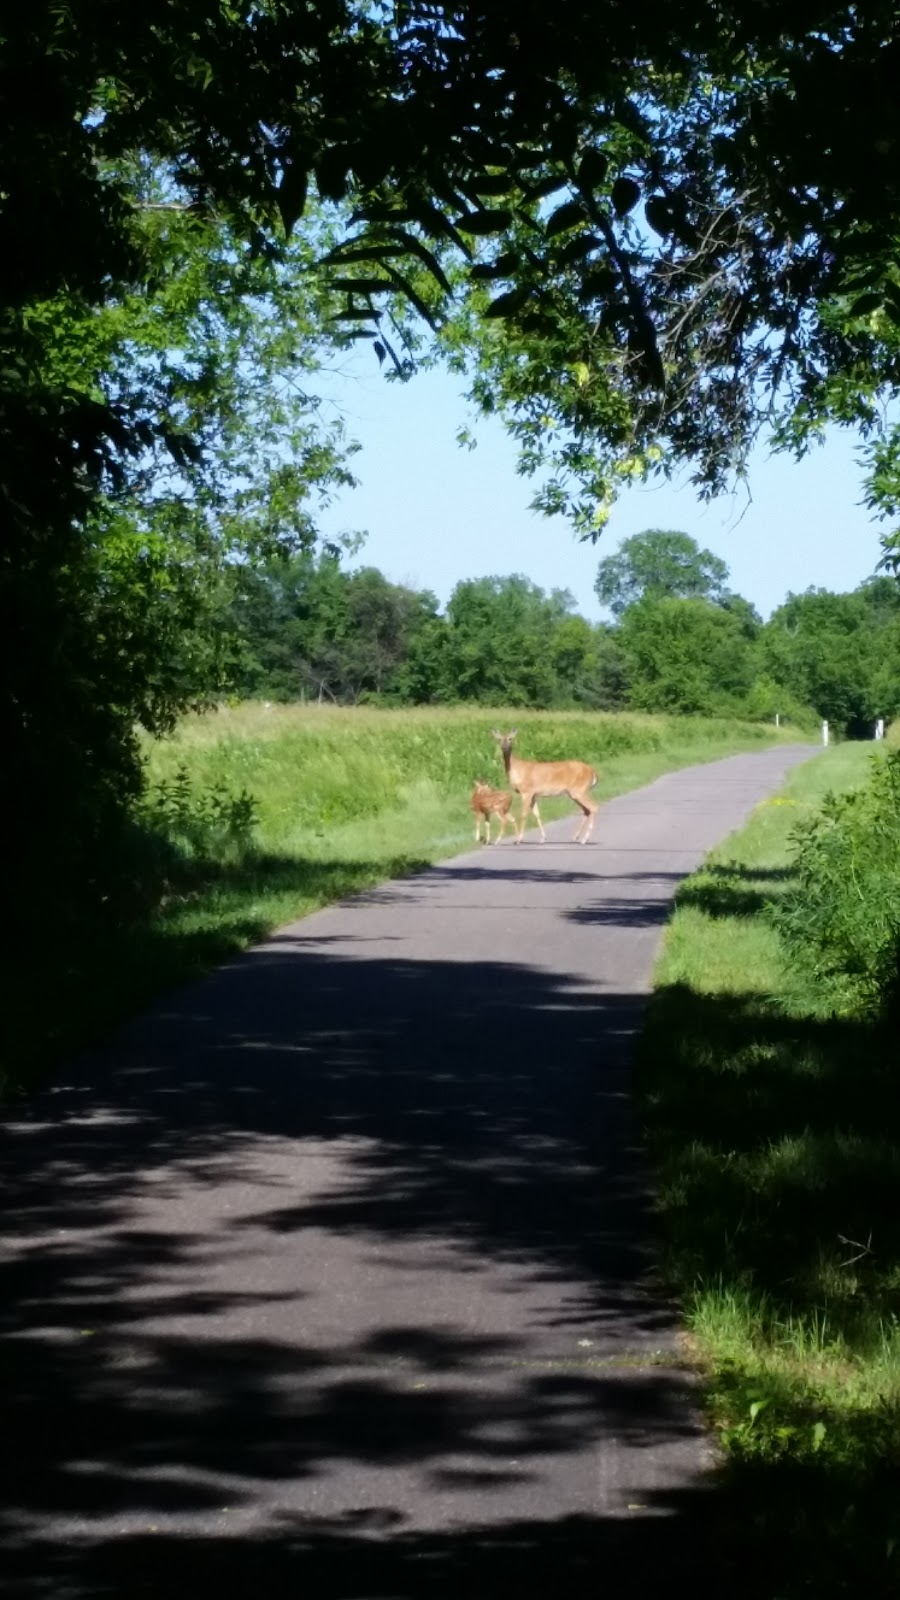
0 745 814 1596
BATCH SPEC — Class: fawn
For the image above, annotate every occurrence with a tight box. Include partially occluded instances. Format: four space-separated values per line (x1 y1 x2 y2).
471 779 516 844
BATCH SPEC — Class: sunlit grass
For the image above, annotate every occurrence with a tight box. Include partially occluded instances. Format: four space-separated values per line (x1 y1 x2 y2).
5 703 800 1096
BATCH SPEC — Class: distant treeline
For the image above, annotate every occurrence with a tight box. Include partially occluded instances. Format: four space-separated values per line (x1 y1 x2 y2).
228 531 900 735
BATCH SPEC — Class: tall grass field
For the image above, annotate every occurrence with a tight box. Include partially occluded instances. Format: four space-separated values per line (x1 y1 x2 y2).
3 703 801 1097
640 742 900 1597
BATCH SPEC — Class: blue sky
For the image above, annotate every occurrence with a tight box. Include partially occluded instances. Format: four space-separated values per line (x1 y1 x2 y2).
315 357 888 622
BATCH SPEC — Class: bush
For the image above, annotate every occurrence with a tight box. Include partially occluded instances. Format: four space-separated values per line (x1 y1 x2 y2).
776 750 900 1017
742 674 818 732
74 769 262 930
142 765 259 862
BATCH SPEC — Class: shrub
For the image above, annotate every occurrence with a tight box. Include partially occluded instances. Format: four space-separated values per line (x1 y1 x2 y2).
142 765 260 862
776 751 900 1017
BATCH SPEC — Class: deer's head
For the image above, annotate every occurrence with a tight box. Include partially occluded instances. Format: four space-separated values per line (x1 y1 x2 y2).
491 729 517 758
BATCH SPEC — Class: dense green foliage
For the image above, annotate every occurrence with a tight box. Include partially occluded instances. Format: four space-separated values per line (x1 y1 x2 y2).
222 531 898 730
777 750 900 1018
761 579 900 734
6 7 900 955
594 529 730 616
9 3 900 523
4 187 358 934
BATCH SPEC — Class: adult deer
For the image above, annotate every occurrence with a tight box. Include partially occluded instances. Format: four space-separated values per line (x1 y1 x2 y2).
491 729 599 844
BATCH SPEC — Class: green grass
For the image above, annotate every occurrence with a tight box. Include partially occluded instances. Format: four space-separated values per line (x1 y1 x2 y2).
640 742 900 1597
142 701 802 844
4 703 801 1097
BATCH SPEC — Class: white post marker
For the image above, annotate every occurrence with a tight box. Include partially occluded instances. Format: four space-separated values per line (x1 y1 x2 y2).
822 720 829 747
875 718 884 741
775 712 780 728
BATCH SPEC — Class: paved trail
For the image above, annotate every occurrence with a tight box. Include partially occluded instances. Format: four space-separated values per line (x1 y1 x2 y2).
1 745 813 1597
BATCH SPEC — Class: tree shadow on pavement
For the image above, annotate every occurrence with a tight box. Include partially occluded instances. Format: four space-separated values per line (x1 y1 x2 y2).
0 934 741 1597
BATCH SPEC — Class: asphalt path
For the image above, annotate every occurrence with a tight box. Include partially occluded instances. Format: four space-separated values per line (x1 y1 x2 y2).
1 744 814 1597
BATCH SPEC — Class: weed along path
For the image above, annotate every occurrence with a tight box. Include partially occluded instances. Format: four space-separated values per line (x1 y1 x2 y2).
1 744 813 1598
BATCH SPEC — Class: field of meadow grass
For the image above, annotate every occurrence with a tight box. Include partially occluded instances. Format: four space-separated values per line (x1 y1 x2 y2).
640 741 900 1598
143 701 802 843
3 702 801 1096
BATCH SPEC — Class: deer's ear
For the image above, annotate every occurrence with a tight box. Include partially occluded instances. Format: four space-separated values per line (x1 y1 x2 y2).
509 729 517 740
491 729 501 739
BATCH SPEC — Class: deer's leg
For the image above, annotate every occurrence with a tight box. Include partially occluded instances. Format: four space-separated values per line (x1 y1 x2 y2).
516 792 533 842
569 791 589 843
531 798 546 842
571 791 599 844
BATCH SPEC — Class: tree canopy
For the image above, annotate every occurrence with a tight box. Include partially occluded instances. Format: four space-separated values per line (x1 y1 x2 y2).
762 584 900 733
221 532 900 733
595 530 730 617
6 3 900 933
7 4 900 532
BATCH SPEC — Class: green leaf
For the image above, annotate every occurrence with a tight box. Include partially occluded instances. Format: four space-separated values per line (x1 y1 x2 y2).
382 227 454 294
578 265 619 301
484 286 532 318
611 176 641 216
519 310 559 334
848 291 883 317
403 198 473 257
321 242 401 266
331 278 390 296
325 230 452 295
748 1398 770 1425
381 264 440 330
376 329 405 374
577 149 610 192
812 1421 827 1451
453 208 514 235
644 196 674 237
315 147 350 202
470 251 520 281
555 233 603 265
276 163 308 236
521 172 568 200
545 200 587 238
467 173 513 196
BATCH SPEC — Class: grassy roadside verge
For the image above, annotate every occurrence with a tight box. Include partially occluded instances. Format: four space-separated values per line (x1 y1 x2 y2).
640 743 900 1597
3 705 802 1098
